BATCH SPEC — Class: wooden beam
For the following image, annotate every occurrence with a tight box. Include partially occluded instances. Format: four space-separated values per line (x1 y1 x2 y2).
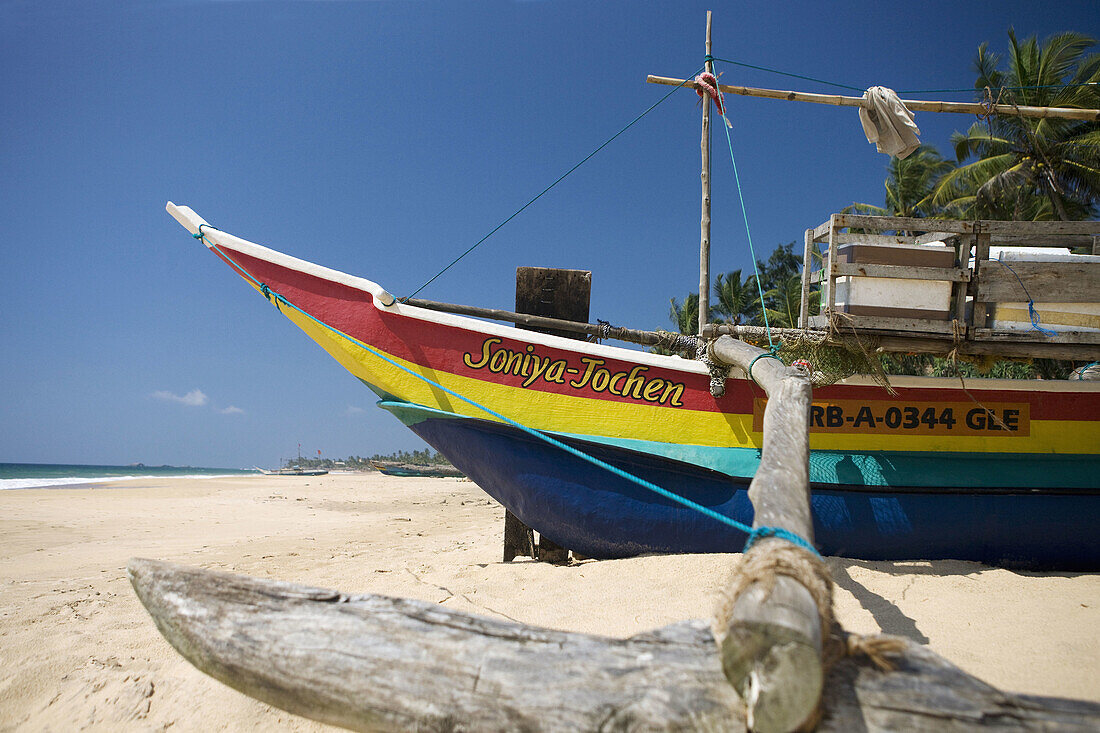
834 214 977 235
128 558 1100 732
832 262 970 282
645 75 1100 121
800 228 813 328
707 337 821 733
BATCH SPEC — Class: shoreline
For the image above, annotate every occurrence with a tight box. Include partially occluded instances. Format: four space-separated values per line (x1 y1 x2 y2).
0 474 1096 730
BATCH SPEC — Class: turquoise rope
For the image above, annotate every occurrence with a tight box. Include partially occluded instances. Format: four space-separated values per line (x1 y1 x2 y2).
712 69 776 351
747 351 783 386
193 230 818 557
403 65 707 301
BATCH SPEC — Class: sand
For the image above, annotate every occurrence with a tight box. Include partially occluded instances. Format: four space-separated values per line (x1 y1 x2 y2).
0 473 1097 731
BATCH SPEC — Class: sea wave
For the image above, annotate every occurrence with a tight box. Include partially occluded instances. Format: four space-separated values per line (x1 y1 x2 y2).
0 474 255 490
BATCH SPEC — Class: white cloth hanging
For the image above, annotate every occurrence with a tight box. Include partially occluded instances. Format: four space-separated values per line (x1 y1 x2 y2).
858 86 921 159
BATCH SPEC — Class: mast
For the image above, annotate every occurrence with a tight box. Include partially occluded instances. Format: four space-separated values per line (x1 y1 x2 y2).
698 11 714 336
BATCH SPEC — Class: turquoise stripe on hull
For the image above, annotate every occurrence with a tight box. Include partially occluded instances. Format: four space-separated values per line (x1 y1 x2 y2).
377 400 1098 491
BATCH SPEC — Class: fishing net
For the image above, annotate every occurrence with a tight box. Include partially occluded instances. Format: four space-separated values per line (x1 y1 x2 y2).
734 328 895 392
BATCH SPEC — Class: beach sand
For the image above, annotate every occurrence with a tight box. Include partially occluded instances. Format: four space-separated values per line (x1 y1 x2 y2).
0 473 1096 730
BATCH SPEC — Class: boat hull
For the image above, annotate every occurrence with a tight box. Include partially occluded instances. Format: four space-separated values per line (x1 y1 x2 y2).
384 401 1100 570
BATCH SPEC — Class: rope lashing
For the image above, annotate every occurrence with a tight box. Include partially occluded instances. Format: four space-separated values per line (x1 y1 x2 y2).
743 525 819 554
746 351 783 386
994 255 1058 337
694 71 734 128
193 233 819 558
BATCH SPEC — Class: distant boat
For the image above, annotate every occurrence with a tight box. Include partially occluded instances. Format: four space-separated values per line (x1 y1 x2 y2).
369 460 465 479
255 466 329 477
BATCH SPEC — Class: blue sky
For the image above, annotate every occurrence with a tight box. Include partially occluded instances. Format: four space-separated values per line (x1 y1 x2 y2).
2 0 1097 468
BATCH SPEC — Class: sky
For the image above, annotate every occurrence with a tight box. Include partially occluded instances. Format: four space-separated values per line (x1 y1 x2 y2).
2 0 1098 468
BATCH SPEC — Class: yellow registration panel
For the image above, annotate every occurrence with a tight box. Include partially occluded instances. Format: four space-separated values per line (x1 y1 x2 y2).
753 399 1030 436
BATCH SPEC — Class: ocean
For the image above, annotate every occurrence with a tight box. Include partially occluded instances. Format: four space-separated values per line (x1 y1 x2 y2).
0 463 258 490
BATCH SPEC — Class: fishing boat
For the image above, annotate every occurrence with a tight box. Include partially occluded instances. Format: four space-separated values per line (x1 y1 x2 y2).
369 460 465 478
256 466 329 477
166 199 1099 569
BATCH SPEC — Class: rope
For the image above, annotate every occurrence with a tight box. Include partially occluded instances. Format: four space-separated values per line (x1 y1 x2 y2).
402 65 706 301
193 230 819 557
746 351 782 387
710 61 776 350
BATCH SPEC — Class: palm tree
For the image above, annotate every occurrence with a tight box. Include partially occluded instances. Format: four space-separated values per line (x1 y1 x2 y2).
845 145 955 222
762 274 815 329
668 293 699 336
932 30 1100 220
650 293 700 357
712 270 753 325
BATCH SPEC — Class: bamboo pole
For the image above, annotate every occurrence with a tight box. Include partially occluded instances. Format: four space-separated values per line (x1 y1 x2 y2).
698 11 714 337
646 75 1100 121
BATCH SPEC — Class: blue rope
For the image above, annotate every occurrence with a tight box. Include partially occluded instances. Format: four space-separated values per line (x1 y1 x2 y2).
994 255 1058 337
712 63 776 351
193 230 818 557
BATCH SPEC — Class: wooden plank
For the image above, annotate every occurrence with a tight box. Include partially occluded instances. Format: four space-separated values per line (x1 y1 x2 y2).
515 267 592 339
976 261 1100 303
913 231 959 245
834 214 976 235
972 328 1100 345
978 220 1100 235
834 262 970 282
708 337 820 733
955 235 973 325
988 234 1100 247
645 75 1100 120
824 312 961 334
129 558 1100 732
515 267 591 563
800 228 813 328
833 233 918 245
971 231 992 329
812 219 832 241
826 216 838 316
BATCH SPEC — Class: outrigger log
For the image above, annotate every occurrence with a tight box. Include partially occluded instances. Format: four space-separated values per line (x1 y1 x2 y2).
129 558 1100 731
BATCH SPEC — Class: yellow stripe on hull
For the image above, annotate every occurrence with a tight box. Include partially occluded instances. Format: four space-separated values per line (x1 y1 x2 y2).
287 309 1099 456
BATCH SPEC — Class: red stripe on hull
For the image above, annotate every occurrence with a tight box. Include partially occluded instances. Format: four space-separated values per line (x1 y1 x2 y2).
220 245 1100 422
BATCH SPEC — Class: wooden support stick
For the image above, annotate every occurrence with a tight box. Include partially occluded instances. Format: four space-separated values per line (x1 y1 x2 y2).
708 336 821 733
646 75 1100 121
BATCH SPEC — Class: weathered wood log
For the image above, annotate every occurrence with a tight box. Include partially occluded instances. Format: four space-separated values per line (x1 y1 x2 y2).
708 336 820 732
128 558 1100 732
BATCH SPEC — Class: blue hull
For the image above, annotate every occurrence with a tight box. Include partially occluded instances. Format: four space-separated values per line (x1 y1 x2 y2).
384 403 1099 570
